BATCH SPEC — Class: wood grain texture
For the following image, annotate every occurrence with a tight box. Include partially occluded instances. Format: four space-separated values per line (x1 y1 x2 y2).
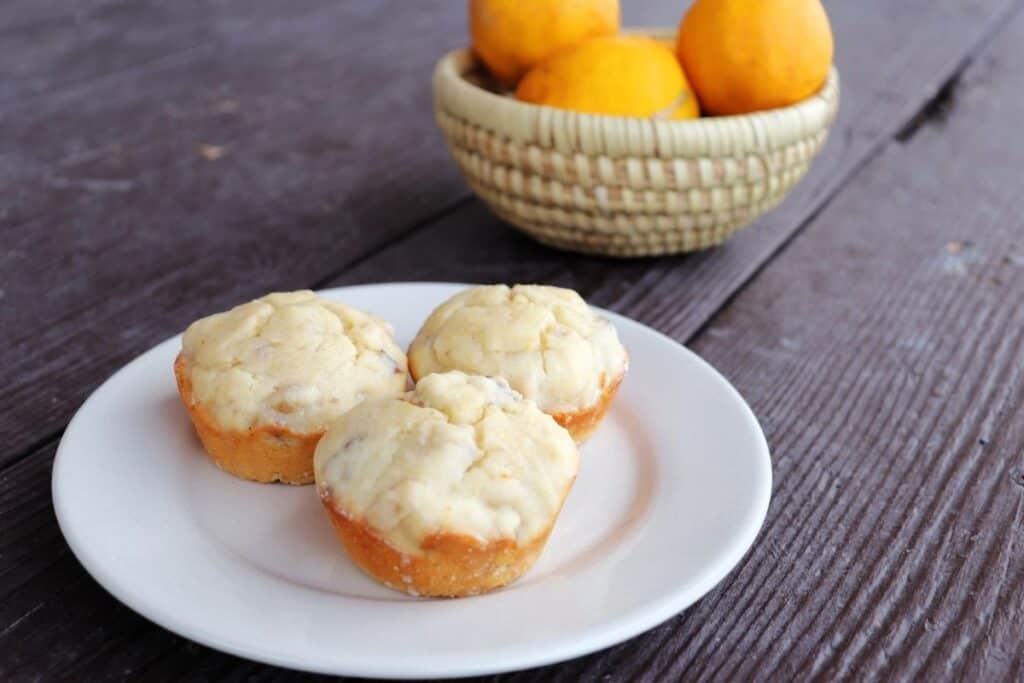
0 0 213 105
0 0 473 463
0 0 126 34
4 0 1024 681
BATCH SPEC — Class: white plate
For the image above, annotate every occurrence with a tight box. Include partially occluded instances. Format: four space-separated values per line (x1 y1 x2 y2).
53 283 771 679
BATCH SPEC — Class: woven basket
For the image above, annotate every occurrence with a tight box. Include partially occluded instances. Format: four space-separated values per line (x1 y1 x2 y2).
433 31 840 257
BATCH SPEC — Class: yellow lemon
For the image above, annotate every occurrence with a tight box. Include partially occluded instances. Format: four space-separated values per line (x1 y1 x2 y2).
469 0 620 87
677 0 833 115
516 36 700 120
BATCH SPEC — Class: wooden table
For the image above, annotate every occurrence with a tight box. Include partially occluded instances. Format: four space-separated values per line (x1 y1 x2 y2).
4 0 1023 680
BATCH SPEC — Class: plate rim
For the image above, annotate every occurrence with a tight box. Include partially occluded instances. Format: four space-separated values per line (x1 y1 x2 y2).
52 281 772 678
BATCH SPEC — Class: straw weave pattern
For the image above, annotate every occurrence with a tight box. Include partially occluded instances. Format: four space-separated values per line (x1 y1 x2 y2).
433 38 839 257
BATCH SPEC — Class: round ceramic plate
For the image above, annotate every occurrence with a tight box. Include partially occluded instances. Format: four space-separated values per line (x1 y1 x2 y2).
53 283 771 678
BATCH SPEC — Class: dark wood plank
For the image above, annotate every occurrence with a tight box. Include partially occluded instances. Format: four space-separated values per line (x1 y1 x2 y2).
0 0 123 32
0 0 475 464
0 0 213 105
0 0 695 466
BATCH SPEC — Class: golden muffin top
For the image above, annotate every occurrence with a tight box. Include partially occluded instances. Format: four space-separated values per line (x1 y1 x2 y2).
408 284 627 415
314 371 579 554
180 291 407 432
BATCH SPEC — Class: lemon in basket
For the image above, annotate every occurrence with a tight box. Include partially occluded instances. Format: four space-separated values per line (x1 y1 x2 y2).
677 0 833 115
469 0 620 87
515 36 699 120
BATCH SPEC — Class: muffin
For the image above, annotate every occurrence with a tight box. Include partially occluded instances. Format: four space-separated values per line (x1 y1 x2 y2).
407 284 628 442
174 290 407 485
314 371 579 597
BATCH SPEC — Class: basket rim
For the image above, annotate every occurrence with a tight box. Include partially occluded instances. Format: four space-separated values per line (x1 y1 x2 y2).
433 28 839 157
